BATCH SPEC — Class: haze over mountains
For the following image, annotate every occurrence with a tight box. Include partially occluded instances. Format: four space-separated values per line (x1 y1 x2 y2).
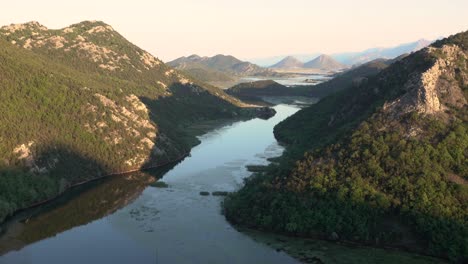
271 54 347 72
303 54 347 70
250 38 433 67
225 56 397 103
167 38 433 86
334 38 433 65
270 56 304 69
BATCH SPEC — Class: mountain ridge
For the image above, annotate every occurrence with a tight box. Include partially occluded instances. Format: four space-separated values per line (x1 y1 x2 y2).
248 38 433 67
270 56 304 69
303 54 347 70
167 54 278 85
270 54 347 71
0 20 271 224
224 30 468 261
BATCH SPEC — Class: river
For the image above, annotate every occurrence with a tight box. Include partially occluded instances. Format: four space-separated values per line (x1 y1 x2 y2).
0 104 301 264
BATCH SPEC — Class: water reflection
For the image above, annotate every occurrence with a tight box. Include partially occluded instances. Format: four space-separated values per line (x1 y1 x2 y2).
0 104 301 264
0 167 174 256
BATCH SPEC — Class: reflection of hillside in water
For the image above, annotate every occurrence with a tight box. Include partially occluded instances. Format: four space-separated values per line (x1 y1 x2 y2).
0 168 173 256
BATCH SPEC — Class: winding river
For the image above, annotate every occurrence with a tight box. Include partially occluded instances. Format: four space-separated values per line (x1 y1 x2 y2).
0 104 301 264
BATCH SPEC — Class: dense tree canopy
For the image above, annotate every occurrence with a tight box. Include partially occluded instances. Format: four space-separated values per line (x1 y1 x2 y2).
224 31 468 262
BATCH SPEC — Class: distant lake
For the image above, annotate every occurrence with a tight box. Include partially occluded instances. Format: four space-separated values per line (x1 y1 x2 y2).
240 74 331 87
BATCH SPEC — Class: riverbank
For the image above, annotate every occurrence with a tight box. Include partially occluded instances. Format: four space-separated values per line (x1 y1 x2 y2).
239 228 445 264
0 104 278 226
0 104 300 264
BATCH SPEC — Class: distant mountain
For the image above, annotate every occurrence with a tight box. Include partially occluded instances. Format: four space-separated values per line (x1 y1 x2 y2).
303 54 347 71
248 54 319 67
270 56 304 69
307 58 393 97
227 58 394 101
248 38 433 67
333 39 433 65
167 54 278 84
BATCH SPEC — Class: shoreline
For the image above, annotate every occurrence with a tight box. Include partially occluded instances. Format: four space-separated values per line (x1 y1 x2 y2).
0 152 191 226
0 107 275 226
235 226 447 263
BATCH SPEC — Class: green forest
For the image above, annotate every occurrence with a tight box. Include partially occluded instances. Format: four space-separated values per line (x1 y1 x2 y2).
0 22 264 224
224 31 468 262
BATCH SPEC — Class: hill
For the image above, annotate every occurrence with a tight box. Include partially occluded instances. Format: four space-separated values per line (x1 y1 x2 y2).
224 31 468 261
167 54 278 84
0 21 271 224
270 56 304 69
303 54 347 71
226 80 310 101
307 58 393 97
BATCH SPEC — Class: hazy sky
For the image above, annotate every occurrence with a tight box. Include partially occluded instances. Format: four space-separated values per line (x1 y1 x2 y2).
1 0 467 61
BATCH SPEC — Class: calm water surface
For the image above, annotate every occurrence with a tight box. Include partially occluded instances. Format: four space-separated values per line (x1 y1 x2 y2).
240 75 331 86
0 104 301 264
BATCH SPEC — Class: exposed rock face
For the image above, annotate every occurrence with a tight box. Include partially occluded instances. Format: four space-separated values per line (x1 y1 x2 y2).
0 21 48 33
383 45 467 118
93 93 157 155
13 142 35 167
12 142 58 174
139 51 160 69
0 21 163 73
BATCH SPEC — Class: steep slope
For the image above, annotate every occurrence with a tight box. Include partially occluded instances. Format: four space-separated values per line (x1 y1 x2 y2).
303 54 347 71
270 56 304 69
224 31 468 261
0 21 269 224
167 54 277 81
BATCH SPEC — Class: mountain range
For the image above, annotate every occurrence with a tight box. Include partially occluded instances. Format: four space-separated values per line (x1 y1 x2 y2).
0 21 271 223
334 38 433 65
249 39 433 67
224 57 396 103
270 54 347 71
167 54 279 86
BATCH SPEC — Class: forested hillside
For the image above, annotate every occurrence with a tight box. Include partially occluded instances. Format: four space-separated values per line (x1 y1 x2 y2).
307 58 393 98
0 21 268 224
224 31 468 262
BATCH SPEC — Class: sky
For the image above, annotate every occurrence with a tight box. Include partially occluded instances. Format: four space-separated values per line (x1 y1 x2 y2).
1 0 467 62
